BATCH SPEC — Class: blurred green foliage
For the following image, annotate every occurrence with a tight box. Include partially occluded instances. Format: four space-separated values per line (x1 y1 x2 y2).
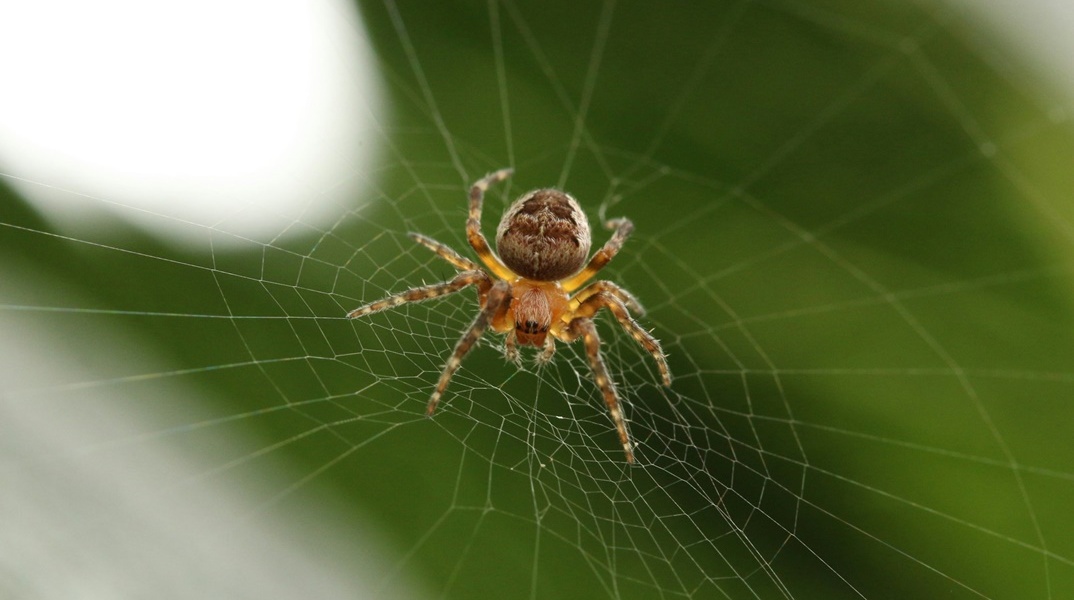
3 0 1073 598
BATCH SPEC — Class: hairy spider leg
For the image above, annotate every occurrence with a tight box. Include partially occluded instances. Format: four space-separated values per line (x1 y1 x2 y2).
573 292 672 386
426 280 513 415
408 233 480 272
467 169 517 281
562 218 634 292
569 280 645 315
560 318 635 463
346 270 492 319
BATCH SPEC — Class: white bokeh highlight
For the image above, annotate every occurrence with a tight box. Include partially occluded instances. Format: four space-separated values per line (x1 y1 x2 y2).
954 0 1074 108
0 0 383 244
0 2 406 597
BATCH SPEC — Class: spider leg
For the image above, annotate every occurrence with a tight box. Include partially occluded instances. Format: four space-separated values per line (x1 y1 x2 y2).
569 280 645 315
562 218 634 292
467 169 516 281
560 318 634 463
535 334 556 364
408 232 479 272
573 292 671 386
426 279 513 416
346 270 491 319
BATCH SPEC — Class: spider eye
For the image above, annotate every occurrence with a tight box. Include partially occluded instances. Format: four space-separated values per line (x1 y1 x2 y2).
517 320 549 334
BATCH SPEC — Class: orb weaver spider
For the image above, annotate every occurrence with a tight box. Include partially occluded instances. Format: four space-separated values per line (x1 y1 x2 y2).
348 169 670 462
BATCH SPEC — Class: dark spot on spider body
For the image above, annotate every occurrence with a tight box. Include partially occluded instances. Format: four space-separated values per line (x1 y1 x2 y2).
519 319 548 334
520 191 578 222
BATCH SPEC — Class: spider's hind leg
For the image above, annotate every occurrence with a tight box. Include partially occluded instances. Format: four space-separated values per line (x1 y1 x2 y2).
408 232 479 272
573 292 671 387
346 270 491 319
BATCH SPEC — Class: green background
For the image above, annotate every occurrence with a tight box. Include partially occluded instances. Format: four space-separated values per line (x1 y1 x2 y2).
3 1 1073 598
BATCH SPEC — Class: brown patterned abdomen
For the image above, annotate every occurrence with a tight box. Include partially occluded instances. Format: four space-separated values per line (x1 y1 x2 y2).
495 189 592 281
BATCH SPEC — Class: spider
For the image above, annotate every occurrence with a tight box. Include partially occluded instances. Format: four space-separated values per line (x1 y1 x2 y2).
347 169 671 463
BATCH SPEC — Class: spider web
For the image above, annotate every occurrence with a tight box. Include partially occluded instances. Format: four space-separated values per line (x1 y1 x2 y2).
2 0 1074 598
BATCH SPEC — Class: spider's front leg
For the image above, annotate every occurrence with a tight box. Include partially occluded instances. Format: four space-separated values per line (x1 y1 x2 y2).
573 292 671 387
560 318 634 463
426 280 513 416
570 280 645 316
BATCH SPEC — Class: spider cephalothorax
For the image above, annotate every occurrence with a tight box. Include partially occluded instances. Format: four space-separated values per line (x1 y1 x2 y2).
347 169 670 463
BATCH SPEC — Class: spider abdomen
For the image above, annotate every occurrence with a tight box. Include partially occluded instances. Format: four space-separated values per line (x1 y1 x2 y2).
495 189 592 281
